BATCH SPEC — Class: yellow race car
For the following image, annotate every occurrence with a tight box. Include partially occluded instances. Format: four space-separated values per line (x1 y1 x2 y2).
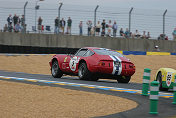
155 68 176 91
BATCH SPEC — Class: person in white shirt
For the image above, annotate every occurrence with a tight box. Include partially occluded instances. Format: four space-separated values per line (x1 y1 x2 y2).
107 20 112 36
134 30 141 38
95 21 101 36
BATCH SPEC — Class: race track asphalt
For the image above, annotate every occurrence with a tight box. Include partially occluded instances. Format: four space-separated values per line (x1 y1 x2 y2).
0 70 176 118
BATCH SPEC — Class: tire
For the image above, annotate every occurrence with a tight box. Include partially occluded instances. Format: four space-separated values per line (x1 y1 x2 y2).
117 76 131 83
78 62 98 81
91 76 99 81
51 61 63 78
156 72 168 91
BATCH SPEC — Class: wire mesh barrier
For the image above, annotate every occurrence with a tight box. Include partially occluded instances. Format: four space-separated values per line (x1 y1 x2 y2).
0 1 176 40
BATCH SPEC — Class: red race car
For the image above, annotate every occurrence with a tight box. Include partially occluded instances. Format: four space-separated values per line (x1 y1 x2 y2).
49 47 135 83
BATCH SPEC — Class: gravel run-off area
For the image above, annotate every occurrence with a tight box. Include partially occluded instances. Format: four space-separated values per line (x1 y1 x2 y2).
0 55 141 118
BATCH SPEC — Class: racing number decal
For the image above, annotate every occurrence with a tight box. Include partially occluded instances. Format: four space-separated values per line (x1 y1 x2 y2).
166 72 172 87
69 56 80 71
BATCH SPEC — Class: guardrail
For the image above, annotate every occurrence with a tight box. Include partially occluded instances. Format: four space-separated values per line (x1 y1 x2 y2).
0 44 176 55
0 32 176 53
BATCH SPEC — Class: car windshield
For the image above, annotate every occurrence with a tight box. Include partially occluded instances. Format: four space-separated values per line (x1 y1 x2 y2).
93 49 124 57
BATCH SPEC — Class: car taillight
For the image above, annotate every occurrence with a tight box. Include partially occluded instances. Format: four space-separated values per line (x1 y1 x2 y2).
129 65 135 69
98 62 105 66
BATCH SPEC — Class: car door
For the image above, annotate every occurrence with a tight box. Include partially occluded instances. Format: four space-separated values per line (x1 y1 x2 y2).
62 49 88 73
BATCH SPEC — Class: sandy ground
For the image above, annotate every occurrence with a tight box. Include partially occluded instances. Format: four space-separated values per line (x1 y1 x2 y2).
0 80 137 118
0 55 175 83
0 55 139 117
0 55 175 117
128 55 176 83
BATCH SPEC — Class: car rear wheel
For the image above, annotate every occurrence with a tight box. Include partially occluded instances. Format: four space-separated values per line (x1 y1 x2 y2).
51 61 63 78
78 62 98 81
117 76 131 83
156 72 168 91
91 76 99 81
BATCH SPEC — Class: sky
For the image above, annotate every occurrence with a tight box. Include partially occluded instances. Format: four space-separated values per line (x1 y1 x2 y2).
0 0 175 11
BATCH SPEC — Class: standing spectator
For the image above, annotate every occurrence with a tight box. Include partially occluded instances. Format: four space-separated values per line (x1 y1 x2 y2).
20 15 25 33
124 28 130 38
38 16 43 33
119 28 124 36
141 31 146 39
17 16 21 24
7 14 13 27
79 21 83 35
158 34 165 40
107 20 112 36
101 29 105 37
101 19 106 34
134 30 141 38
60 18 66 34
112 21 118 37
165 36 168 40
86 20 92 36
146 32 151 39
3 24 8 32
67 17 72 34
54 17 59 34
95 21 101 36
14 22 21 33
91 27 95 36
172 28 176 41
8 24 13 32
13 14 18 27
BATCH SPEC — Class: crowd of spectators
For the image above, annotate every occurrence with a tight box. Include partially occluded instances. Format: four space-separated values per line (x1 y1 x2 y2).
3 14 73 34
5 14 25 33
54 17 72 34
2 14 176 41
84 19 152 39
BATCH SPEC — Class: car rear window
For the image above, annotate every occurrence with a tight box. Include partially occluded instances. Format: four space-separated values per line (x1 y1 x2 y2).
93 49 124 57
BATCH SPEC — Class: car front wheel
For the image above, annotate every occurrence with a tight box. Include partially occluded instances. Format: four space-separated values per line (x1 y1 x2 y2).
51 61 63 78
156 72 168 91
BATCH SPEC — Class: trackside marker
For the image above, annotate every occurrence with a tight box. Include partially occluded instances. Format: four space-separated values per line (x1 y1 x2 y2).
149 81 159 114
142 68 151 96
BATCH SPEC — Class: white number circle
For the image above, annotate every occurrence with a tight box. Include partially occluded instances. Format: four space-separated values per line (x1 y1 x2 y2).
69 56 79 71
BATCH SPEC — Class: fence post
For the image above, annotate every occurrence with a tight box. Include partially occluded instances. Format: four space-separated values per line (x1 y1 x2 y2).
94 5 99 36
163 9 167 35
58 2 63 34
149 81 159 114
172 75 176 104
142 68 151 96
23 1 28 33
129 7 133 33
35 0 44 32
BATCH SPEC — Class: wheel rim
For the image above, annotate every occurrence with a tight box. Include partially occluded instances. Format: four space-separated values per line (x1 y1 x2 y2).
52 62 58 75
78 65 84 78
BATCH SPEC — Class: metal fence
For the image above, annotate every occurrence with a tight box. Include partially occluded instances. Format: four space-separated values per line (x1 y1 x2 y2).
0 1 176 40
